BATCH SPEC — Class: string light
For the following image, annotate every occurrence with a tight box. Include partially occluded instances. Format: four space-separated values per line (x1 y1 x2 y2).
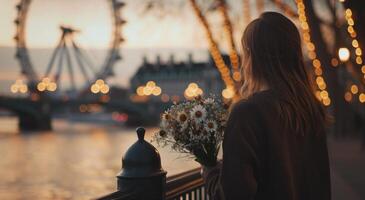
350 84 358 94
217 1 240 82
189 0 236 95
344 8 363 67
295 0 331 106
359 93 365 103
331 58 339 67
344 91 352 102
341 5 365 103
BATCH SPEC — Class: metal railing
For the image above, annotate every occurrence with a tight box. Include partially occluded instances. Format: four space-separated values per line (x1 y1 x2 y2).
166 167 209 200
96 167 208 200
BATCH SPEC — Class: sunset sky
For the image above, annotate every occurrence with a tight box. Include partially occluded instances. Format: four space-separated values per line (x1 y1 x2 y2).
0 0 218 92
0 0 311 92
0 0 218 49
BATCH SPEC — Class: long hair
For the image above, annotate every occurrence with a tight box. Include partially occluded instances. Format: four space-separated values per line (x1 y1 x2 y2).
240 12 327 135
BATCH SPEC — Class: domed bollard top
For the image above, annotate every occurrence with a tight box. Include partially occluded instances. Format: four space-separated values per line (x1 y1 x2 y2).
116 127 167 200
118 127 166 178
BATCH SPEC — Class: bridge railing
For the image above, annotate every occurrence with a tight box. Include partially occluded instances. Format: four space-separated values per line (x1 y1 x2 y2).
96 167 208 200
165 167 209 200
95 127 209 200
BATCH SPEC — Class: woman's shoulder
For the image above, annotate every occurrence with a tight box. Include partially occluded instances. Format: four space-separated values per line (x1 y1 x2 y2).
230 90 277 120
234 90 276 110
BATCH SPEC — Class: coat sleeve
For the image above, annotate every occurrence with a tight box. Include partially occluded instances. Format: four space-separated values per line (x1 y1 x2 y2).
204 102 262 200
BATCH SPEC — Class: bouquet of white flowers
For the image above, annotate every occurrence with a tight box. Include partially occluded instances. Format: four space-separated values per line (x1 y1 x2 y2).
153 96 229 167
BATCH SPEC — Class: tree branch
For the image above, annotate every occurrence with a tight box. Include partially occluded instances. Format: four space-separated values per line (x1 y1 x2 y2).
269 0 298 18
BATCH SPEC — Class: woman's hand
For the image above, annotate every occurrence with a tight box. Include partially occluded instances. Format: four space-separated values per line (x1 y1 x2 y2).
201 160 223 181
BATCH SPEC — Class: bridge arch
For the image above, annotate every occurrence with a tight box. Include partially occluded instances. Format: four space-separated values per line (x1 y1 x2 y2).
0 97 51 131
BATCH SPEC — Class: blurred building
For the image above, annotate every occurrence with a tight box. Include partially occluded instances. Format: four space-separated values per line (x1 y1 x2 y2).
130 53 227 102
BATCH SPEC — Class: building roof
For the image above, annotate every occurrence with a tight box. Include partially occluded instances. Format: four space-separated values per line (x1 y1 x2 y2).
133 54 231 77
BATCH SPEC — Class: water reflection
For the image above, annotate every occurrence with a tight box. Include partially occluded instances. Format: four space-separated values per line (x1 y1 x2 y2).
0 117 198 199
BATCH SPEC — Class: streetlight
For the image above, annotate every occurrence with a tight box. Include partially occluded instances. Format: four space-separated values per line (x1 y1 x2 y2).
184 82 203 99
338 47 350 62
37 77 57 92
10 79 28 94
136 81 162 97
90 79 110 94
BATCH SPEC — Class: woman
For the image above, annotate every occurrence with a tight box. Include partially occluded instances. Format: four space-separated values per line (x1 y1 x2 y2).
203 12 331 200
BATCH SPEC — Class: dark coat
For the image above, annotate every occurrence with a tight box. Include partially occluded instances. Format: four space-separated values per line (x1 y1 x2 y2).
204 90 331 200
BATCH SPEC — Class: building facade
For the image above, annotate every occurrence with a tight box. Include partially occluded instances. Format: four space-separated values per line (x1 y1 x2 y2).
130 54 228 102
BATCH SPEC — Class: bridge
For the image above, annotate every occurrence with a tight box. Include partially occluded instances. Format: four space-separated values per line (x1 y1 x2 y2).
0 96 51 131
0 95 163 131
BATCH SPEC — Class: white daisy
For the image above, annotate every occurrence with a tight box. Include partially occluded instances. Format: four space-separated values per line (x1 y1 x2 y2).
177 111 189 123
205 120 217 132
204 97 215 104
190 105 207 123
160 112 173 126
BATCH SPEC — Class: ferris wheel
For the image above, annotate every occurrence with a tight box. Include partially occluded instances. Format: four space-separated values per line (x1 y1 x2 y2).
13 0 126 97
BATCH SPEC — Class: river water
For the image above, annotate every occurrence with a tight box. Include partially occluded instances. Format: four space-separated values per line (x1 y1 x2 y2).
0 117 199 200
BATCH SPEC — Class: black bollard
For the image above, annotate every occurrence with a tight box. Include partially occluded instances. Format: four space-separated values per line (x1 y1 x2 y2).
116 127 167 200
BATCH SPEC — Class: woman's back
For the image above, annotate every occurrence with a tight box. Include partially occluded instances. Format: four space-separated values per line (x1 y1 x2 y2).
205 90 331 200
241 90 330 199
203 11 331 200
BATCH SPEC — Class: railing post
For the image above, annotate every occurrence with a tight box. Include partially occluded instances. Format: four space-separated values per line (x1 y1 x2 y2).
116 127 167 200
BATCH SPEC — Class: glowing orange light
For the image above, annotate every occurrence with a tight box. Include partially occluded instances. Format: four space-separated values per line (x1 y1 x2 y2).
91 84 100 94
10 79 28 94
344 92 352 102
320 91 329 99
296 0 331 106
136 86 144 96
233 72 241 81
355 48 362 56
152 86 162 96
331 58 339 67
359 93 365 103
345 9 352 17
314 68 322 75
356 57 363 64
100 84 110 94
37 82 46 92
184 82 203 99
91 79 109 94
352 39 359 48
323 98 331 106
222 87 235 99
350 84 358 94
